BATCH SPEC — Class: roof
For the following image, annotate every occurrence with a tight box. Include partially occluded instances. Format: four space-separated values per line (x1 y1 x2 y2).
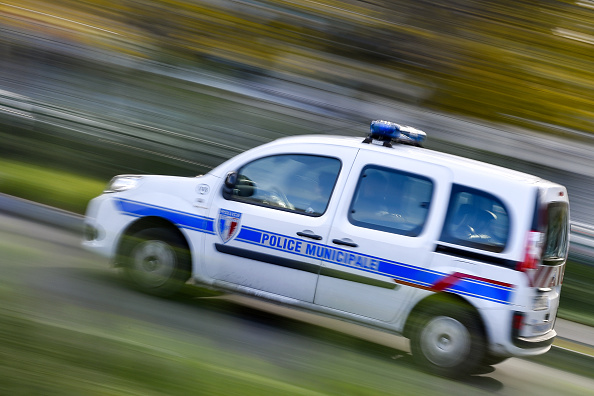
271 134 543 184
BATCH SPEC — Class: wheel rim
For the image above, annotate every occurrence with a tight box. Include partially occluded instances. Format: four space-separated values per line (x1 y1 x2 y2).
420 316 471 368
130 240 176 288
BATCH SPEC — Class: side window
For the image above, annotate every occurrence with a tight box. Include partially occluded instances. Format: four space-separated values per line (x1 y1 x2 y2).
348 166 433 236
440 186 509 253
230 154 341 216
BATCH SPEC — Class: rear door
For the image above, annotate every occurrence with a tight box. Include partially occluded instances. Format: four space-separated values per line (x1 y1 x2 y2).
314 149 452 322
521 187 570 337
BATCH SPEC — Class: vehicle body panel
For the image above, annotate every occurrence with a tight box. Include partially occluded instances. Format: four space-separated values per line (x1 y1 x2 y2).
83 132 569 363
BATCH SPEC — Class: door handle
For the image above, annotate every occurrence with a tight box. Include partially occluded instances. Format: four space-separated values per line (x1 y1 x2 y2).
297 231 322 240
332 238 358 248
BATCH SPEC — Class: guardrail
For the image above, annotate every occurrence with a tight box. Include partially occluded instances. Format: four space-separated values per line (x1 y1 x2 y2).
570 222 594 265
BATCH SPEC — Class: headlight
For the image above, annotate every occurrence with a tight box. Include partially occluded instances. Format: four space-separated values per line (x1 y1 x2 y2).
104 175 142 193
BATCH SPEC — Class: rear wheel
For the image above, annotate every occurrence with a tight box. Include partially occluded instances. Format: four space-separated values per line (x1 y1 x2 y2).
410 303 485 377
121 228 191 297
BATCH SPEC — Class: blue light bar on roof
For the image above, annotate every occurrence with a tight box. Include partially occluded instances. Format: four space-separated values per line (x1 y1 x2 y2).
365 120 427 147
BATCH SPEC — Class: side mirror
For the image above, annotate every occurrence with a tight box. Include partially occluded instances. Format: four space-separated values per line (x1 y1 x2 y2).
225 171 238 188
222 171 237 199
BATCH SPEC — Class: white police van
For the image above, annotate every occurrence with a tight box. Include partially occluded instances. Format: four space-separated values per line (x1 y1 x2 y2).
83 121 569 377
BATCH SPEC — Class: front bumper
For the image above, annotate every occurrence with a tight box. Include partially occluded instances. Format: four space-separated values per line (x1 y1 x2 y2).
81 194 133 260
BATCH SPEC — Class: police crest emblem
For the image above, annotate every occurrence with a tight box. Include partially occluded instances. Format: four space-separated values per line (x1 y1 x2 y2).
217 209 242 243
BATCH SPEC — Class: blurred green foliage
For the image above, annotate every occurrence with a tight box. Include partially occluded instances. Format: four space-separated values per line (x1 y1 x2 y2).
4 0 594 136
0 157 105 214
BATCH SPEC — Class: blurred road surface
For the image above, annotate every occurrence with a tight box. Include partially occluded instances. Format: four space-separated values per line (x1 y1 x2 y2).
0 211 593 395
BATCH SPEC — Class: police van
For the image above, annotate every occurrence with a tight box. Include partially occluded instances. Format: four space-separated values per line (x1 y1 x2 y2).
82 120 569 377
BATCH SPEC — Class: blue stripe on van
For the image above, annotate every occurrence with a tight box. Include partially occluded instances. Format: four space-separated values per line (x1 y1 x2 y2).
114 198 513 304
115 198 215 234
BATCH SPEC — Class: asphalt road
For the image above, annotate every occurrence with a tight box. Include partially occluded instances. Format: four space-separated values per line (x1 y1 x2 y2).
1 212 593 395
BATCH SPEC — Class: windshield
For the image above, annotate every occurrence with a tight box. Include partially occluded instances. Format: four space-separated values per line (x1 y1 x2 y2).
542 202 569 265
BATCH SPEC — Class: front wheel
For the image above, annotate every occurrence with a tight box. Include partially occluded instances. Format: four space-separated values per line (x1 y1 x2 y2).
410 303 485 377
120 228 191 297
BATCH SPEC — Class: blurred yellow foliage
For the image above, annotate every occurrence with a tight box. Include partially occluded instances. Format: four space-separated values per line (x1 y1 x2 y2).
3 0 594 135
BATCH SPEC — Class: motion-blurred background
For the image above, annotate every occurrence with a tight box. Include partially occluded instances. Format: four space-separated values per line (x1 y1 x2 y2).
1 2 594 394
1 0 593 317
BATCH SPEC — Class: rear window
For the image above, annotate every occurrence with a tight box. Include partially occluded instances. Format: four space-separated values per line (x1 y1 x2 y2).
440 186 509 253
542 202 569 265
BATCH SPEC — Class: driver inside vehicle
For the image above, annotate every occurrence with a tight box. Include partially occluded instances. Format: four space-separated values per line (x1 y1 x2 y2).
263 185 294 209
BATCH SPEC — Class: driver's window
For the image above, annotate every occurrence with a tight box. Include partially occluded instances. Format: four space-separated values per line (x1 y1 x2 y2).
230 154 341 216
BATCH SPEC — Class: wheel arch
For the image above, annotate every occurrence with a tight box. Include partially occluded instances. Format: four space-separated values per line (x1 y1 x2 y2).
403 292 487 341
115 216 190 266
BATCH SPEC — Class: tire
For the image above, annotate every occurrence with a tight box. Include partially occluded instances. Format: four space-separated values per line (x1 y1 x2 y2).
120 228 191 297
410 303 485 378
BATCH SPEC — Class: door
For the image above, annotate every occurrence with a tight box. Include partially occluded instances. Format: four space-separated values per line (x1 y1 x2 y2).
204 144 358 302
314 150 452 322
